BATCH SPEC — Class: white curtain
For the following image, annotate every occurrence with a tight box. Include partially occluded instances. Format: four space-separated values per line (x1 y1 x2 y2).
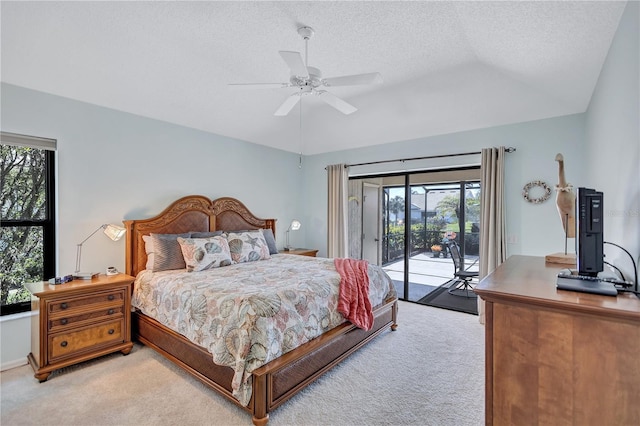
478 147 507 323
327 163 349 258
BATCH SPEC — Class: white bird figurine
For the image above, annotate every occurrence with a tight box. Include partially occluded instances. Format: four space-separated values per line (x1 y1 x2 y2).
555 153 575 238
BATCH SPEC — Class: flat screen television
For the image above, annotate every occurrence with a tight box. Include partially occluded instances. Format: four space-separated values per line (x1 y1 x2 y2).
576 187 604 276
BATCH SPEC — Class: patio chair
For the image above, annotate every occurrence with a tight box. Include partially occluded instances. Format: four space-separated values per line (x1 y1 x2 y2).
446 241 479 297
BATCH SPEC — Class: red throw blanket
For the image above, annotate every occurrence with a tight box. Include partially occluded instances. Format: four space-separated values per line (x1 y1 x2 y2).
334 258 374 331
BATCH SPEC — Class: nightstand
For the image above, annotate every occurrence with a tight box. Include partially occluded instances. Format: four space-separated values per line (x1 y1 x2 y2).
282 248 319 257
26 273 134 382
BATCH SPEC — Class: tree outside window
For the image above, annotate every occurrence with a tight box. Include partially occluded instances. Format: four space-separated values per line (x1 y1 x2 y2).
1 144 55 315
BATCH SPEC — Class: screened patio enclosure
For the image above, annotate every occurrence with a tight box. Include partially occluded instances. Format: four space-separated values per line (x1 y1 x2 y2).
348 168 481 303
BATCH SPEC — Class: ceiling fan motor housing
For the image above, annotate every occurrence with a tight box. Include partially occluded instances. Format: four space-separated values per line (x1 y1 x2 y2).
290 66 323 88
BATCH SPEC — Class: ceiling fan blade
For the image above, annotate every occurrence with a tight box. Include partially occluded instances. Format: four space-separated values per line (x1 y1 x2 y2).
228 83 289 90
323 72 383 87
316 91 357 115
279 51 309 79
274 93 301 116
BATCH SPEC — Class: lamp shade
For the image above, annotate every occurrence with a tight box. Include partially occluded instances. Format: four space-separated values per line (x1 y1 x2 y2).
289 220 302 231
103 224 126 241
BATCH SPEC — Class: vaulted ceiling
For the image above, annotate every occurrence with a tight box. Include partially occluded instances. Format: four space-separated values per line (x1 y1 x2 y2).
1 1 627 155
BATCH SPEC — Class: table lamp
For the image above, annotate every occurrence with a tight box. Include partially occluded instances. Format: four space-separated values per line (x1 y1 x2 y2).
284 219 301 251
74 224 126 279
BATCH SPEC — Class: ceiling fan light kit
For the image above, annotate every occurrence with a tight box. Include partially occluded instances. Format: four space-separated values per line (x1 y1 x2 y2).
229 26 382 116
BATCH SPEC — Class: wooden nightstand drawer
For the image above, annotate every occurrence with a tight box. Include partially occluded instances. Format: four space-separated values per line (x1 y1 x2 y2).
26 273 135 382
49 319 124 361
48 289 124 314
48 306 124 332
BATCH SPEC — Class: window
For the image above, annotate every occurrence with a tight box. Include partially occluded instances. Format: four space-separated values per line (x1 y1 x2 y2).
1 132 56 315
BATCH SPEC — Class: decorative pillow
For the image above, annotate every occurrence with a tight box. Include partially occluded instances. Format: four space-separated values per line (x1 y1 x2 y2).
145 234 187 271
225 231 271 263
261 228 278 255
177 236 233 272
149 233 191 272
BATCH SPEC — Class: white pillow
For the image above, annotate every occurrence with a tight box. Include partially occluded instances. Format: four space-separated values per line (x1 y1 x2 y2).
142 235 153 270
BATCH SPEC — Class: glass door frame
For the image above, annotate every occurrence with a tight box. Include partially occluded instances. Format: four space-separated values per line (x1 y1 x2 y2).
351 166 481 302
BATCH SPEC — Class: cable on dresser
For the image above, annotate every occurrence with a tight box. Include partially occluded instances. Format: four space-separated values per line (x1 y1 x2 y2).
604 261 626 282
604 241 639 297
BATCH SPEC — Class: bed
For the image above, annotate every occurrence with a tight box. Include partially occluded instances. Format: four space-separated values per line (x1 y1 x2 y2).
124 195 398 425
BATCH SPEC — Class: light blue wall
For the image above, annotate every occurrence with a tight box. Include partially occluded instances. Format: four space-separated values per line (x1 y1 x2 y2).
585 0 639 281
1 83 306 370
303 114 586 258
1 83 306 275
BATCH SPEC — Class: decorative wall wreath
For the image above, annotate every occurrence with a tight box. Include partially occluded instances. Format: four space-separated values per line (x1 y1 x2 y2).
522 180 552 204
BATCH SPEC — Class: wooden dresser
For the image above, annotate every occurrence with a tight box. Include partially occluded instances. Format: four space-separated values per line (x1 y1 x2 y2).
475 256 640 425
26 273 134 381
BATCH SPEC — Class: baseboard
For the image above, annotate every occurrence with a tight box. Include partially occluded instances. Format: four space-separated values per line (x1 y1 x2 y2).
1 358 28 372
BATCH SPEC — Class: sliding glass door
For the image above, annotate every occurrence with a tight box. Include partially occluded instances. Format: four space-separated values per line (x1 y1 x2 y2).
406 180 459 302
349 168 481 303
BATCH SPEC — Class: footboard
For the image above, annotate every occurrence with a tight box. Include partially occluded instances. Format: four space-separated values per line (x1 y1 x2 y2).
132 297 398 425
252 298 397 421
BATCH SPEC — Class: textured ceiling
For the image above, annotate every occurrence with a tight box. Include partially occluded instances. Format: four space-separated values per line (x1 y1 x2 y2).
1 1 627 155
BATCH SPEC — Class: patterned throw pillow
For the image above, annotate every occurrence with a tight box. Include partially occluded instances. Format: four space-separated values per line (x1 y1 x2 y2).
177 236 233 272
147 233 191 272
225 231 271 263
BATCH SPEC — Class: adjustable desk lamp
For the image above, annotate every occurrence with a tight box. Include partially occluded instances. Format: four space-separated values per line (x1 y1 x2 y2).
284 219 301 251
74 224 125 279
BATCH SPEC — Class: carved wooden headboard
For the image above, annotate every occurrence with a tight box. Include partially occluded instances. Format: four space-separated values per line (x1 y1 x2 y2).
123 195 276 277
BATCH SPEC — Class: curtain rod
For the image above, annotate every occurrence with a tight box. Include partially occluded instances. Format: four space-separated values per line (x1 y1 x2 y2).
344 147 516 168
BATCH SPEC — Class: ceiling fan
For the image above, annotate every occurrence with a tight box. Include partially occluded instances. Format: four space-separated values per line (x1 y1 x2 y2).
229 26 383 116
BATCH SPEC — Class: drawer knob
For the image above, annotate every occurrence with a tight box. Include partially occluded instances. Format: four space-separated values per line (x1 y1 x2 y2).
108 295 115 301
61 318 68 325
60 303 68 309
108 309 115 315
60 341 68 347
108 329 115 335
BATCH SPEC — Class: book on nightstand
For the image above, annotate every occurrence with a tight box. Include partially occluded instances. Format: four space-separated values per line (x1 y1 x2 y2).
73 272 100 280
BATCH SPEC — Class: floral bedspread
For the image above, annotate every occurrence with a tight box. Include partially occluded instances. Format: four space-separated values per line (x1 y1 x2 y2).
131 254 396 406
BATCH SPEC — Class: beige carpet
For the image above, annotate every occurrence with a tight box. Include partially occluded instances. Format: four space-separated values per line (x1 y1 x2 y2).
1 301 484 426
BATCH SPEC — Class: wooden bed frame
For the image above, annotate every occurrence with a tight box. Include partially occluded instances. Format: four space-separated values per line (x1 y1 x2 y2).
124 195 398 425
